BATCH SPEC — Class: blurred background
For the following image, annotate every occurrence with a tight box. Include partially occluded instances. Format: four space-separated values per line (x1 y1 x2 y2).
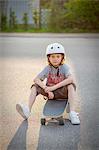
0 1 99 150
0 0 99 33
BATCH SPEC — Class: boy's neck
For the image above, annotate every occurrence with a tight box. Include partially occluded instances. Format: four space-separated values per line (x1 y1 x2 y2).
51 64 60 68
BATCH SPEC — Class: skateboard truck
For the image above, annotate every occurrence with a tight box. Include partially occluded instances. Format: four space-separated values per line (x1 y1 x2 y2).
41 116 64 125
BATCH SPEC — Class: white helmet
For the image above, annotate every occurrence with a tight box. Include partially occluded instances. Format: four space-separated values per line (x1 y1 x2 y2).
46 43 65 56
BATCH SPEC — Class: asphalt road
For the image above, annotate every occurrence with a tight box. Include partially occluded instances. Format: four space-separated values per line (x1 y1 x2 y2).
0 33 99 150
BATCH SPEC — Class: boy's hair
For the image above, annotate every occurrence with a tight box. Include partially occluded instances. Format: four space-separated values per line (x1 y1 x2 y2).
47 54 65 66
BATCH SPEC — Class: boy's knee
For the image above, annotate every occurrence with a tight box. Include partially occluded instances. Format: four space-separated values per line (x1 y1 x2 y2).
67 84 73 89
67 83 76 91
31 84 37 92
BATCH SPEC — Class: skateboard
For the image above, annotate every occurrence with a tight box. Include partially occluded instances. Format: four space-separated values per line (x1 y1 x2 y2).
41 99 68 125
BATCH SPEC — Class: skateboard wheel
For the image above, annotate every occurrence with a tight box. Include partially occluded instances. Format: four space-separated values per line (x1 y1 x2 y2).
41 118 46 125
59 119 64 125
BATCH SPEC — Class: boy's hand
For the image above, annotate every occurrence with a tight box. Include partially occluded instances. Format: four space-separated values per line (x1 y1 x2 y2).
48 91 54 99
44 86 55 92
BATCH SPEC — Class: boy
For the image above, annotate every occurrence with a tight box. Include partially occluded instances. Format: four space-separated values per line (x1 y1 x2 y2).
16 43 80 125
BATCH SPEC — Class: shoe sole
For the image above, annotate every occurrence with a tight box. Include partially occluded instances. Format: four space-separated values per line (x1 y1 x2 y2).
16 104 27 119
70 120 80 125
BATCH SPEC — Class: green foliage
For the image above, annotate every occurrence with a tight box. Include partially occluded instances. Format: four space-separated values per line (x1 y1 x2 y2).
22 13 28 30
33 9 40 28
64 0 99 30
9 9 17 30
48 0 66 32
1 0 99 33
40 0 50 9
1 14 8 31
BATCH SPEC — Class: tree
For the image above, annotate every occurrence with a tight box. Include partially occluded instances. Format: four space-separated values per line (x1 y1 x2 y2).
40 0 50 9
33 9 40 28
22 13 28 30
9 9 17 30
48 0 66 32
1 14 8 31
64 0 99 30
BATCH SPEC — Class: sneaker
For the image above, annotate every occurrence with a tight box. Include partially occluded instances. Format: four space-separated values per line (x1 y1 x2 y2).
16 103 30 119
69 111 80 125
66 102 70 113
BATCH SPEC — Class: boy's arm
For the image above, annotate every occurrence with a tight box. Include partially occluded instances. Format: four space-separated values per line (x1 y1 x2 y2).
34 66 49 90
34 77 46 89
45 75 74 92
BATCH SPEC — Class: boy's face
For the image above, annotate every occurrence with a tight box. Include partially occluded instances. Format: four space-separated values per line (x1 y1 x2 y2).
48 53 63 67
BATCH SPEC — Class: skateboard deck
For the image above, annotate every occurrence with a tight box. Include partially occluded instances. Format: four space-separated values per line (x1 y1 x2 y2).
41 99 68 125
43 99 67 117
